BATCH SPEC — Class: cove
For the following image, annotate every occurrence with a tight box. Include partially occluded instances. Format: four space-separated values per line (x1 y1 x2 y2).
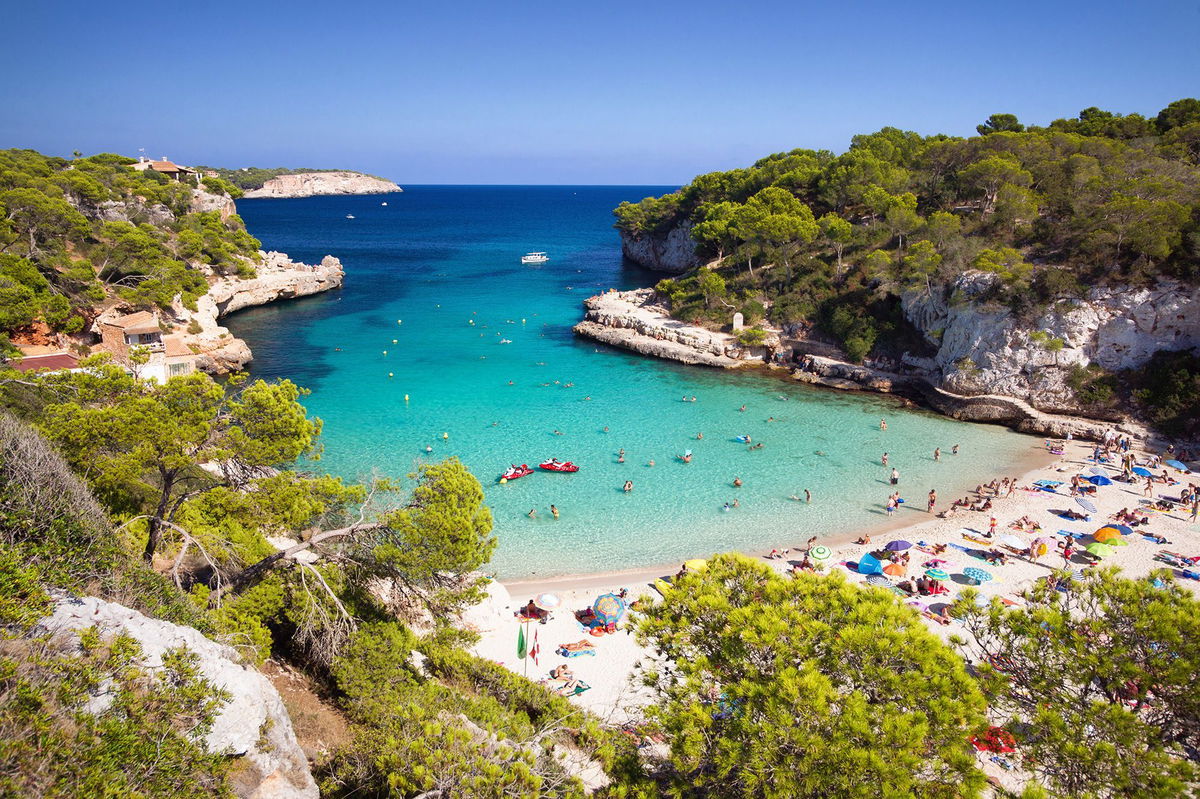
229 186 1041 578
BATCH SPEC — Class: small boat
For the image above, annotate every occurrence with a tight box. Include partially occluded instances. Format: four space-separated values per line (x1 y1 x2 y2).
381 202 388 206
345 214 355 219
498 338 512 344
539 459 579 473
501 464 534 481
521 252 549 264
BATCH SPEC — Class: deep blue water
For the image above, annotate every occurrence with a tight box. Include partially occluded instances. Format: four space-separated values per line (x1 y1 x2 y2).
229 187 1041 578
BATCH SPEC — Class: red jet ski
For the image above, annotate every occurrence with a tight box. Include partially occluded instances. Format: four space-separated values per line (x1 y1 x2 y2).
501 464 534 481
539 459 579 473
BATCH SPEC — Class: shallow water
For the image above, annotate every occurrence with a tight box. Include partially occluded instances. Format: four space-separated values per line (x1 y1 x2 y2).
230 187 1042 578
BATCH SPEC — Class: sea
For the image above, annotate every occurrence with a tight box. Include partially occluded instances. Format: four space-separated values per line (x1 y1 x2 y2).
230 186 1042 579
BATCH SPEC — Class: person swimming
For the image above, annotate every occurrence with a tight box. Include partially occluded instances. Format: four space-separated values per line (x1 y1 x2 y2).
733 477 743 487
623 480 633 492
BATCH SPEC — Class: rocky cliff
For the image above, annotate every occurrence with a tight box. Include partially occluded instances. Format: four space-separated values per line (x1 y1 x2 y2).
244 172 402 199
618 221 702 274
38 595 318 799
901 273 1200 412
182 251 344 372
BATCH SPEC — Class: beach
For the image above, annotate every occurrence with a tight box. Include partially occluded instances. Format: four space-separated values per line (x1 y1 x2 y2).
471 438 1200 741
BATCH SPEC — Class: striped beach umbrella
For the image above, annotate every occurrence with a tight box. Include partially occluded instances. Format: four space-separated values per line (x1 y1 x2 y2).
809 545 832 560
1076 497 1097 514
533 592 561 611
865 574 893 588
925 568 950 581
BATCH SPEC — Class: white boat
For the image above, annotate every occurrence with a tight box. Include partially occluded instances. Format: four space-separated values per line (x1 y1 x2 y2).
345 214 355 219
381 202 388 206
521 251 549 264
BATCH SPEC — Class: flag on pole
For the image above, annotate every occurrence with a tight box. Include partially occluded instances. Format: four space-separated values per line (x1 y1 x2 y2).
517 623 527 659
530 628 540 665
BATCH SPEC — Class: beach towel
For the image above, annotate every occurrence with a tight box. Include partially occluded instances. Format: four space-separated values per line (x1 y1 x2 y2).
1034 479 1063 488
1054 529 1085 539
556 647 597 658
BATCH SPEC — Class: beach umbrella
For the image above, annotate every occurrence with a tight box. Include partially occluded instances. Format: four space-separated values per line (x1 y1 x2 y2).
885 540 912 551
999 534 1027 550
1085 542 1114 559
810 545 832 560
1132 466 1152 477
883 562 906 576
865 574 893 588
1087 466 1108 476
1109 524 1134 536
925 567 950 581
1076 497 1097 514
962 567 993 585
1105 536 1129 546
1087 475 1114 486
1092 527 1122 543
533 592 561 611
684 558 709 572
592 593 626 624
1166 459 1189 471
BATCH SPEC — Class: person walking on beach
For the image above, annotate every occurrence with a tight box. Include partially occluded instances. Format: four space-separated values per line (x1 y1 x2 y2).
890 468 900 485
988 517 998 537
1144 477 1154 497
934 447 941 462
927 489 937 513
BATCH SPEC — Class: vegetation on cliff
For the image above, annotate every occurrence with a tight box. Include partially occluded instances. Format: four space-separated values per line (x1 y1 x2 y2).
0 149 262 348
617 100 1200 420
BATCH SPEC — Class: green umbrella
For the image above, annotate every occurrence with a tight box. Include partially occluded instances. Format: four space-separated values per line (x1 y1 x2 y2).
925 568 950 581
810 545 832 560
1085 542 1114 558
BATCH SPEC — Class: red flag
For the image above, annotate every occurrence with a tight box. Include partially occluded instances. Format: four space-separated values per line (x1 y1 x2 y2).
530 628 540 665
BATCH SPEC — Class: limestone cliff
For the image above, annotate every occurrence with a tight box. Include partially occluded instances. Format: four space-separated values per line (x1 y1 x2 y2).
181 251 344 373
38 595 318 799
244 172 402 199
901 273 1200 412
618 220 702 274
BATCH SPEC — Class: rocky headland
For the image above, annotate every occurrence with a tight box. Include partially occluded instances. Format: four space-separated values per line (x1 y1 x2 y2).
574 282 1175 442
619 220 702 273
243 171 402 198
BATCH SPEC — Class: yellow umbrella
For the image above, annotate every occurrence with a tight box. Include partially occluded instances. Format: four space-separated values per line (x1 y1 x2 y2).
684 558 709 572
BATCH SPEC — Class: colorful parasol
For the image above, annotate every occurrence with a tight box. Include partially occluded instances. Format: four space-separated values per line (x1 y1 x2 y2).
592 593 626 624
533 593 561 611
925 568 950 581
962 567 993 584
809 545 832 560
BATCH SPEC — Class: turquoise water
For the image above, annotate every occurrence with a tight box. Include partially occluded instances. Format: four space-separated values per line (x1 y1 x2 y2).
230 187 1041 578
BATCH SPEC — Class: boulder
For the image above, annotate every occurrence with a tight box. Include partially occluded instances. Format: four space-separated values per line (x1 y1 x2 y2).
37 596 318 799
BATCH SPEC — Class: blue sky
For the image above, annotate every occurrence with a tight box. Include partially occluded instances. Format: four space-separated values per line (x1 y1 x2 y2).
2 0 1198 184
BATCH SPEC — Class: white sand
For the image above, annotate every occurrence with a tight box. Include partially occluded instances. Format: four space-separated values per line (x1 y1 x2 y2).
471 440 1200 741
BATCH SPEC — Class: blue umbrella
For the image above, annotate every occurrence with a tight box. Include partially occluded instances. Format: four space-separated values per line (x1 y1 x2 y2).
1087 475 1113 486
1132 466 1152 477
592 593 626 624
1076 497 1097 514
1165 459 1189 471
885 540 912 551
962 567 993 584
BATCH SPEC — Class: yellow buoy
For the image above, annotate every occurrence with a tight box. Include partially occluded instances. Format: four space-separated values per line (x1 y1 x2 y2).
442 432 449 440
392 339 397 344
382 350 388 355
388 372 393 378
499 477 507 484
397 319 402 324
404 394 409 401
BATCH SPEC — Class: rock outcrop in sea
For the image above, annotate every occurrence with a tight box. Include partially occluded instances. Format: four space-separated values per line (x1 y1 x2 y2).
244 172 402 198
37 595 318 799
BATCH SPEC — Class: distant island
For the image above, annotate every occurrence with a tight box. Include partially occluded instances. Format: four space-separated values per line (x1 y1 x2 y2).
197 165 402 198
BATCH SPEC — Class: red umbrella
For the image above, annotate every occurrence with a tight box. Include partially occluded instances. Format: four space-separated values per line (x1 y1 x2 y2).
969 726 1016 753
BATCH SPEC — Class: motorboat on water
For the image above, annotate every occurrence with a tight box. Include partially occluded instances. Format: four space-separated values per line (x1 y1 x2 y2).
345 214 355 219
539 459 579 473
501 464 534 481
521 252 549 264
498 338 513 344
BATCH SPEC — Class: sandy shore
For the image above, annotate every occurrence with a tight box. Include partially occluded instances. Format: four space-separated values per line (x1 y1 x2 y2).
471 439 1199 749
